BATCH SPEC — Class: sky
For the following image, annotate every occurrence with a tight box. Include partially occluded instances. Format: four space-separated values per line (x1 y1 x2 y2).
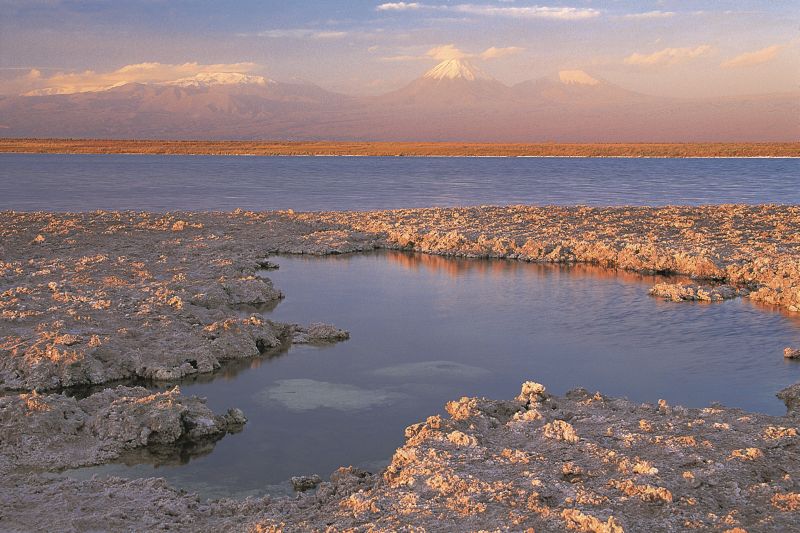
1 0 798 97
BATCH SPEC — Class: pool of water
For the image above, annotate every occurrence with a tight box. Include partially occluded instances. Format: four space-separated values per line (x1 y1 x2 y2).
2 154 798 211
68 251 800 499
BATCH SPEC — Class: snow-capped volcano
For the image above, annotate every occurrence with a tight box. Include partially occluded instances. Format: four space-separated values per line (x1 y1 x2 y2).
6 59 797 141
557 70 600 86
422 59 491 81
511 69 638 105
163 72 271 88
380 58 508 106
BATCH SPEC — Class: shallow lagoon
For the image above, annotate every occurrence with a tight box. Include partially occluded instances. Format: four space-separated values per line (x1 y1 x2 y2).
69 251 800 498
2 154 799 211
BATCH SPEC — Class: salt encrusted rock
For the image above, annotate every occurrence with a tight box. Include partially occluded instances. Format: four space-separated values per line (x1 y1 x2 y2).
204 316 284 361
784 347 800 360
291 323 350 344
2 207 799 394
2 208 800 530
291 474 322 492
256 258 280 270
517 381 548 405
777 382 800 416
542 419 580 443
190 277 283 309
221 277 284 306
224 407 248 427
0 386 245 471
4 380 800 531
648 282 744 302
86 386 240 446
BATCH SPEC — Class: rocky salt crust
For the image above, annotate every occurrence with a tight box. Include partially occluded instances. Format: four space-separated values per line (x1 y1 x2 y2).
0 386 245 473
0 211 369 391
1 206 799 531
3 382 799 532
302 204 800 313
648 282 746 302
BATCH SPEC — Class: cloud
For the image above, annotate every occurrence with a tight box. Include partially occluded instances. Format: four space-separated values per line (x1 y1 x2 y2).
313 31 349 39
479 46 524 59
13 62 261 95
454 4 600 19
379 54 428 62
418 44 523 62
623 11 675 20
427 44 468 61
256 28 348 39
721 45 783 68
376 2 421 10
624 45 712 66
376 3 599 20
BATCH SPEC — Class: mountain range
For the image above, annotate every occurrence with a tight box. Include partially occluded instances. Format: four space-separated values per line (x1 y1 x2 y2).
1 59 797 141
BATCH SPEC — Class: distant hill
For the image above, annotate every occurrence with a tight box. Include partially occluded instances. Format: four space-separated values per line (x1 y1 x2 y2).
0 59 797 141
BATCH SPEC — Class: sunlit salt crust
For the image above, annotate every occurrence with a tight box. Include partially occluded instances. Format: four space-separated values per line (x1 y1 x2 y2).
1 206 799 531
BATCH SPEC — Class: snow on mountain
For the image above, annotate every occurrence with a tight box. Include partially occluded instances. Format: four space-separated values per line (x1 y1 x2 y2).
5 61 798 141
558 70 600 86
163 72 272 88
379 58 510 106
422 59 491 81
24 82 129 96
23 72 271 96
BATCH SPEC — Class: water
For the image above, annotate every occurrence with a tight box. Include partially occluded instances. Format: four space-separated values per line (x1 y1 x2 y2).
9 153 798 497
69 251 800 499
1 154 798 211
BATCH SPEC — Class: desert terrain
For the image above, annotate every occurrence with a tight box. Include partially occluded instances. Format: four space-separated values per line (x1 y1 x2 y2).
2 139 799 158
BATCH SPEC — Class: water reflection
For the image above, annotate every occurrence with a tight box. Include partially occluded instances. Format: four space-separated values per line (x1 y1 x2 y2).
66 251 800 500
383 248 692 285
176 341 292 385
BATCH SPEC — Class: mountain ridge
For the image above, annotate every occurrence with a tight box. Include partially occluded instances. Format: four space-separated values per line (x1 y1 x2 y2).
1 60 797 141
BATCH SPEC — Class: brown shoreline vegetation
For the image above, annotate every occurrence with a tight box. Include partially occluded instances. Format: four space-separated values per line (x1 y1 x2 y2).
2 138 800 157
1 206 800 531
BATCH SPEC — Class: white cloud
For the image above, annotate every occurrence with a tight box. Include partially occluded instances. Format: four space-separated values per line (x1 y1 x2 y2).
383 43 523 62
376 2 421 10
624 45 712 66
412 44 524 61
453 4 600 20
256 28 348 39
379 54 428 62
15 62 261 95
313 31 349 39
375 3 599 20
427 44 468 61
721 45 783 68
623 11 675 20
479 46 524 59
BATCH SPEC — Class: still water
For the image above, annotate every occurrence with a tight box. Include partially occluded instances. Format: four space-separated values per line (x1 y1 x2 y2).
1 154 799 211
70 251 800 499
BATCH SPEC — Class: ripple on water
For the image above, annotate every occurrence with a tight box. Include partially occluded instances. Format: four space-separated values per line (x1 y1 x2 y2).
64 251 800 500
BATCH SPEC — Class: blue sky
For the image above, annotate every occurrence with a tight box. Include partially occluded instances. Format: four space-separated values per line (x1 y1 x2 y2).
1 0 797 96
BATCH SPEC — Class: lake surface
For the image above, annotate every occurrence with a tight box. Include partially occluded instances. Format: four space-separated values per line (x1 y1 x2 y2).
69 251 800 499
1 154 799 211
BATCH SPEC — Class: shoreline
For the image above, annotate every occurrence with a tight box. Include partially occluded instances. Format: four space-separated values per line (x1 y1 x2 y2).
1 207 799 531
2 139 799 158
4 151 800 160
